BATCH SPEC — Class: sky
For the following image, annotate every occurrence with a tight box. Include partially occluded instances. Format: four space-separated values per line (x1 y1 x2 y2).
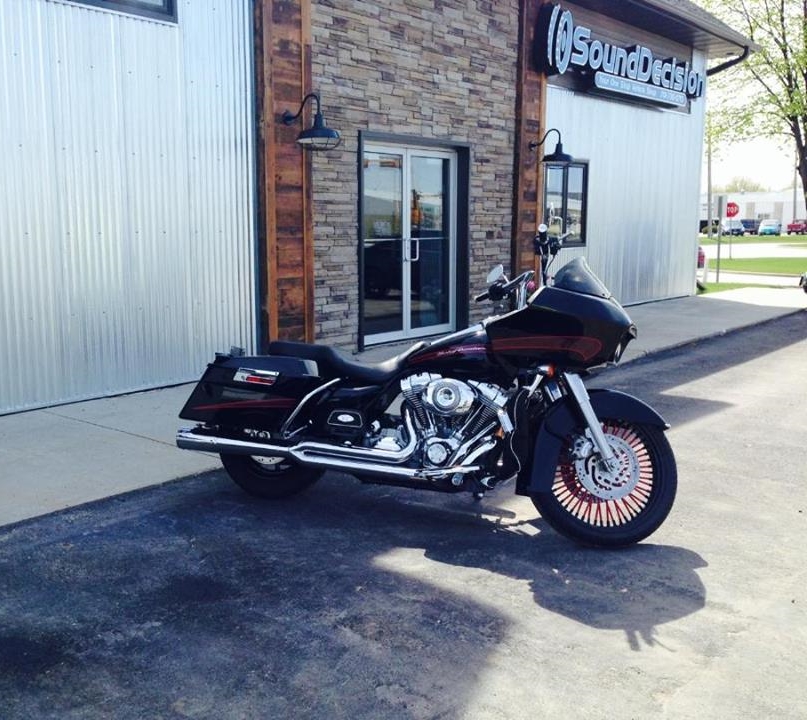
700 135 801 193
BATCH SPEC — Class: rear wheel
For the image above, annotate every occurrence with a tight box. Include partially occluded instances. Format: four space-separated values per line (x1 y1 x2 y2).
220 453 321 499
531 420 676 547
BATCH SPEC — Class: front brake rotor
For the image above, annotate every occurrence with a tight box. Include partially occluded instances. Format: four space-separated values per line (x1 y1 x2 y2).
572 433 640 501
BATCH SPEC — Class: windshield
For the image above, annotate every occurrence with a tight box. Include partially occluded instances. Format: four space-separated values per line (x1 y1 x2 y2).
550 257 612 299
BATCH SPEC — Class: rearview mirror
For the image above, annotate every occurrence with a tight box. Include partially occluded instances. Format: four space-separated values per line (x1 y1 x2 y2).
486 264 505 284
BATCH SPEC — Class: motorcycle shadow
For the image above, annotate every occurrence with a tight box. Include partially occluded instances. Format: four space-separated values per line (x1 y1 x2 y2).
249 471 708 652
0 468 705 719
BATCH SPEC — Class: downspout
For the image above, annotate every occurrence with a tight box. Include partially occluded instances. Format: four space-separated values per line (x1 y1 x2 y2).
707 45 751 76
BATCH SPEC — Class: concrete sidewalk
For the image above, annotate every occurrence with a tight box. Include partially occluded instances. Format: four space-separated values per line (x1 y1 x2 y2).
1 286 804 528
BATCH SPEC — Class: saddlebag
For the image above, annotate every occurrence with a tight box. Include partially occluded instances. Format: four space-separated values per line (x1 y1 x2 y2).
179 351 322 431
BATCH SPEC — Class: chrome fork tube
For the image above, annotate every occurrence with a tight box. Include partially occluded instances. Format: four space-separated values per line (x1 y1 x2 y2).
563 372 618 470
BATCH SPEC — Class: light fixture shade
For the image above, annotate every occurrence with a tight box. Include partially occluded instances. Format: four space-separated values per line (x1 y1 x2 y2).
542 141 573 164
296 111 341 151
530 128 574 164
282 94 342 152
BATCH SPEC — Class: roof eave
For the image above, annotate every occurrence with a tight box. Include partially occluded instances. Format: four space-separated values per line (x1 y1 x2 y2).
563 0 758 61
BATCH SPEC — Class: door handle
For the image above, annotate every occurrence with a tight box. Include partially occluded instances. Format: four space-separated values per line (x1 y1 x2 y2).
410 238 420 262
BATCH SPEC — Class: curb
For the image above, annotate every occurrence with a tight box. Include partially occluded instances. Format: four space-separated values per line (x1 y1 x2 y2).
619 307 805 366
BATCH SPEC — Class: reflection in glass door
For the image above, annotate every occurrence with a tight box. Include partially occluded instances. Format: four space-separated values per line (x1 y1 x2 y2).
361 146 455 345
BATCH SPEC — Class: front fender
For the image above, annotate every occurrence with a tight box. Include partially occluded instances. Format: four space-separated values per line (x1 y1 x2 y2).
522 389 669 495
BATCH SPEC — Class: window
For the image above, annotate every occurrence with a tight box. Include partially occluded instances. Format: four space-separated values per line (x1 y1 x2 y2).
67 0 176 22
544 162 588 245
357 132 471 350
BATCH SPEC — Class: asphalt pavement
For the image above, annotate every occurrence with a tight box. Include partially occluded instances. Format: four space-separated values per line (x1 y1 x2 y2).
1 285 805 528
1 311 806 719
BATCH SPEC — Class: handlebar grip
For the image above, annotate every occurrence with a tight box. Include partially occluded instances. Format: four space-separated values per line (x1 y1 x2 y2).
488 283 507 301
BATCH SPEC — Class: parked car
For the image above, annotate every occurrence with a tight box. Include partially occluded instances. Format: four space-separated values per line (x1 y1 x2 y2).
786 219 807 235
698 220 743 236
758 219 782 236
740 218 759 234
722 219 745 236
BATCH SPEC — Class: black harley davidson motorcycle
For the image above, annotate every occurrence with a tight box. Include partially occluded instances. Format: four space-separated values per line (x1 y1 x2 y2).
176 226 677 547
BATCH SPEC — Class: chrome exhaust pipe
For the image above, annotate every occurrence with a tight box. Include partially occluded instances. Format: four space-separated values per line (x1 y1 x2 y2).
177 410 418 465
176 429 289 457
176 415 494 483
293 410 418 464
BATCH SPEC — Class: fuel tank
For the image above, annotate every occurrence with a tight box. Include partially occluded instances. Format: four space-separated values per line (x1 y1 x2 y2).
485 258 635 369
403 324 505 379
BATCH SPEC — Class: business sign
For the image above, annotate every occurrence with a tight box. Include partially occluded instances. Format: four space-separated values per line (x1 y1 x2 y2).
535 3 706 107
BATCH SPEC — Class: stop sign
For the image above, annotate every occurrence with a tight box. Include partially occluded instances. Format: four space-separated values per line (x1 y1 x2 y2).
726 202 739 218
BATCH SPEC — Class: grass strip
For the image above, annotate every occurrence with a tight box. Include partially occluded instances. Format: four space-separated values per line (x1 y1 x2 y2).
697 282 774 294
699 235 807 247
706 257 807 275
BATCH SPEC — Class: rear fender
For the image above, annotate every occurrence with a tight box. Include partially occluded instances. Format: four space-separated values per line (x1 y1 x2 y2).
523 389 668 495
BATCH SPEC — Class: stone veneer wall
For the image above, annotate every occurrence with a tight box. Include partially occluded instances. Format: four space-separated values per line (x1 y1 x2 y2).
309 0 520 349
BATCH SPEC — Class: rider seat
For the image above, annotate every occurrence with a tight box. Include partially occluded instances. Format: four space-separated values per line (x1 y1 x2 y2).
267 340 428 384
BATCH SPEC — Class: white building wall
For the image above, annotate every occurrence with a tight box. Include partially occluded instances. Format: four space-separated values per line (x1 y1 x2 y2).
700 190 807 226
546 63 707 305
0 0 257 414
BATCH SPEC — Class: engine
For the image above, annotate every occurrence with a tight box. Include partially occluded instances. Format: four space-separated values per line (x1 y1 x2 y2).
398 372 511 469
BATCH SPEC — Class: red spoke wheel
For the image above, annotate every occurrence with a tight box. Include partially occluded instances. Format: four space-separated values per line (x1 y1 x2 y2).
531 420 676 547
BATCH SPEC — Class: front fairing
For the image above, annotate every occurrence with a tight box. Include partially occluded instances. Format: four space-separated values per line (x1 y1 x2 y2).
485 259 634 368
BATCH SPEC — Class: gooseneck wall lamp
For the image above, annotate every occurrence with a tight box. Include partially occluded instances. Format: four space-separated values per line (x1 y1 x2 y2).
281 92 341 151
529 128 573 164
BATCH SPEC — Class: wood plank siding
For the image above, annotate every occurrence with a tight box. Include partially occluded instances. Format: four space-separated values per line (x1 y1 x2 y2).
255 0 314 344
513 0 548 276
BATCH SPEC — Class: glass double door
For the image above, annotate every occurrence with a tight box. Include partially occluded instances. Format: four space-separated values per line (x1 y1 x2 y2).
361 145 456 344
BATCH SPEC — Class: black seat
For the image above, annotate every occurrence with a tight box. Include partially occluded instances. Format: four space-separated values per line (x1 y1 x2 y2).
267 340 428 384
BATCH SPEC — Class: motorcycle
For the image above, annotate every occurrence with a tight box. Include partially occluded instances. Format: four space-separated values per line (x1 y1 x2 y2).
176 225 677 547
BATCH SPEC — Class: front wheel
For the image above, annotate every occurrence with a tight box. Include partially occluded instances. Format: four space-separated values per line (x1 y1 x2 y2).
531 420 677 547
220 453 321 499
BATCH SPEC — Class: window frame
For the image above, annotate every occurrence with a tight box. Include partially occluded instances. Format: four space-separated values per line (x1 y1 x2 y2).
543 161 589 247
65 0 177 22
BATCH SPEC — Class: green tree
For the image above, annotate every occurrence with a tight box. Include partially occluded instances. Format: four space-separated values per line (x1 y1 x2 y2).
714 176 769 192
699 1 806 207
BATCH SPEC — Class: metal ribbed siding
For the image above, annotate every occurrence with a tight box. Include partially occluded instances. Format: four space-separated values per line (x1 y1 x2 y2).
0 0 256 414
546 62 706 305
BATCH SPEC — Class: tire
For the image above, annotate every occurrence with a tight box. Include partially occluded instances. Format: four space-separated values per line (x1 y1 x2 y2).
531 420 677 547
220 453 321 499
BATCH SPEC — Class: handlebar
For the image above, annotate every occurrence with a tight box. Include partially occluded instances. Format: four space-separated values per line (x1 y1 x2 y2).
534 226 573 286
476 226 572 308
474 270 534 306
